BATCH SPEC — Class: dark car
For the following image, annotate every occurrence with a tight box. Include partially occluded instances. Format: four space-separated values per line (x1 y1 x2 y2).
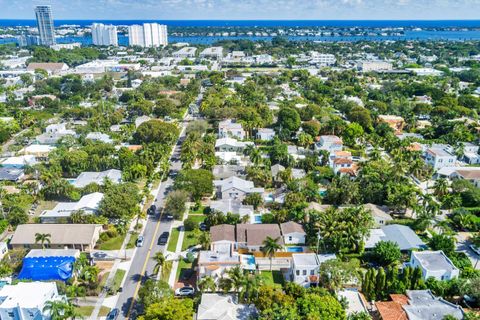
106 308 119 320
158 232 169 245
148 204 157 215
199 222 207 231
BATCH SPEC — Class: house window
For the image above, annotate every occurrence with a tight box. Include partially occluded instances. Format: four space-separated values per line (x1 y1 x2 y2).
288 236 292 241
302 270 307 276
310 270 315 275
296 270 300 276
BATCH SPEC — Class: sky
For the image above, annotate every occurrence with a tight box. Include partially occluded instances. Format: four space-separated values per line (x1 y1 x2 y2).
0 0 480 20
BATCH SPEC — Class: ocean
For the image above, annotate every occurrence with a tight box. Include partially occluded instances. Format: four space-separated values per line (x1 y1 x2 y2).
1 20 480 44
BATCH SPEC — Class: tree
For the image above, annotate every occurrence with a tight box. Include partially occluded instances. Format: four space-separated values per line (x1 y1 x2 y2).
348 312 372 320
297 132 314 148
372 241 402 266
428 234 455 256
277 107 301 132
296 293 346 320
198 276 216 292
152 252 167 277
343 122 364 146
134 120 179 145
164 190 188 219
318 258 360 291
243 192 264 210
35 233 51 250
43 298 76 320
98 183 141 220
174 169 213 201
262 236 282 270
434 178 449 198
139 297 193 320
198 231 211 250
138 279 173 308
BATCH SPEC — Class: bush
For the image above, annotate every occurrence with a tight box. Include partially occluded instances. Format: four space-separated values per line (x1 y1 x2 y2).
184 217 197 231
372 241 402 266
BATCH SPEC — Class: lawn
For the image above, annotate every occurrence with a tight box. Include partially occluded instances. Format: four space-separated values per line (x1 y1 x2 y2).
258 270 284 286
96 234 125 250
75 306 110 317
187 214 206 224
167 227 180 252
181 215 206 251
126 232 139 249
176 258 193 282
190 205 205 214
110 269 126 294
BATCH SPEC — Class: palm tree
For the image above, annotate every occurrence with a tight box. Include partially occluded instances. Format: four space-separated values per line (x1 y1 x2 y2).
35 233 51 250
198 232 211 250
249 148 262 166
261 236 282 271
43 298 78 320
433 178 449 198
227 266 245 296
198 276 216 293
152 252 166 276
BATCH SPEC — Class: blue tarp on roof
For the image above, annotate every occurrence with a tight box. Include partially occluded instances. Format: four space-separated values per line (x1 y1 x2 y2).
18 256 75 281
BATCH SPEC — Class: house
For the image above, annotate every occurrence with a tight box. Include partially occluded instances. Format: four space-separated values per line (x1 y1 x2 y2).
315 135 343 153
215 151 243 165
39 192 104 223
135 115 151 128
424 145 456 170
212 165 246 180
365 224 426 251
0 167 25 182
291 253 336 287
10 224 102 251
218 119 246 139
19 144 55 158
196 294 256 320
271 164 306 181
330 151 356 175
378 115 405 134
0 155 38 169
26 62 69 75
364 203 393 227
215 138 253 153
214 176 264 201
256 128 276 141
436 166 480 188
86 132 113 144
35 123 75 145
236 224 283 252
462 142 480 165
209 199 254 218
200 47 224 60
409 251 459 281
71 169 122 188
197 251 240 281
376 290 464 320
0 282 63 320
280 221 306 245
0 242 8 260
338 289 369 316
18 249 80 281
210 224 236 255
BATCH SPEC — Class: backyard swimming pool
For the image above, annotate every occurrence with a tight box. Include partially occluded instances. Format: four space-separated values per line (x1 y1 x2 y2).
286 247 304 253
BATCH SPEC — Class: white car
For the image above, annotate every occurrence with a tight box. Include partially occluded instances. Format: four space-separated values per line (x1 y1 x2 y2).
175 286 195 297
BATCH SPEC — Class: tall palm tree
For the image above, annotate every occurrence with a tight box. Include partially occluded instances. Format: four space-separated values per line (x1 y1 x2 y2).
35 233 51 250
227 266 245 296
198 232 211 250
43 298 78 320
261 236 282 271
433 178 449 198
152 252 167 277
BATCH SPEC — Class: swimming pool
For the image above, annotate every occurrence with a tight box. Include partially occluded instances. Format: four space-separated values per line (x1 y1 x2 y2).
286 247 304 253
253 215 262 223
241 255 256 271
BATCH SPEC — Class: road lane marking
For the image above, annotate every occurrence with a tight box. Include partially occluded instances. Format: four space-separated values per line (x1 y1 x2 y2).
126 209 163 319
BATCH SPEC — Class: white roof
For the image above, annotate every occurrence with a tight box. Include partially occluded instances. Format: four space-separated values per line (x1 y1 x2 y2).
197 293 256 320
22 144 55 153
292 253 336 267
0 281 59 309
71 169 122 188
1 155 38 166
338 289 368 315
40 192 103 219
412 250 458 273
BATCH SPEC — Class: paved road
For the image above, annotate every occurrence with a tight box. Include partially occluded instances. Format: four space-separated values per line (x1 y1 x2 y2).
115 117 190 319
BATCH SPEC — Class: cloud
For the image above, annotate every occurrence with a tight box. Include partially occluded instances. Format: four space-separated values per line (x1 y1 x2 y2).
1 0 480 19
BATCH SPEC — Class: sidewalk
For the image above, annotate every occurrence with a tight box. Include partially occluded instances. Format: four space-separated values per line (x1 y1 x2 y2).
90 218 146 320
167 204 190 287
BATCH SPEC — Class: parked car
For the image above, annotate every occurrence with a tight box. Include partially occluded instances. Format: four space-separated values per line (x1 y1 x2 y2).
175 286 195 297
469 244 480 256
199 222 207 231
136 235 144 247
148 204 156 215
158 232 169 245
106 308 119 320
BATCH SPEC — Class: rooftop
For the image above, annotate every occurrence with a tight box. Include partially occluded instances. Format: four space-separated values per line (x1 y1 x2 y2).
411 250 458 272
0 282 59 309
11 224 101 245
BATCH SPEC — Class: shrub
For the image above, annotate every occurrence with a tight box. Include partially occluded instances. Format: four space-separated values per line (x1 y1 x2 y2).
184 217 197 231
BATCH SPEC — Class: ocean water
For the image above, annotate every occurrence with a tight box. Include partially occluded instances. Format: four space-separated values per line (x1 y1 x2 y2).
1 20 480 44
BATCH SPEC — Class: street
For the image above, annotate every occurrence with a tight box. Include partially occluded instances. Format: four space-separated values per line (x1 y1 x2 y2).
114 116 190 319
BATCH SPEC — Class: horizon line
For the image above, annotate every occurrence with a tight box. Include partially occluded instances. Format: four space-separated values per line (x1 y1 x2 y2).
1 18 480 21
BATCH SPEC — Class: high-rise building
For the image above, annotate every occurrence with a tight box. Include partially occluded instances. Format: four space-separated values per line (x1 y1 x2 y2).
128 23 168 48
17 34 40 47
91 23 118 46
34 5 56 46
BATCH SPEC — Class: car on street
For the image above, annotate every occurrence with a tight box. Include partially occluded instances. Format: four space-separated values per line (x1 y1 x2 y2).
106 308 119 320
158 232 169 245
199 222 207 231
136 235 144 247
148 204 156 215
175 286 195 297
469 244 480 256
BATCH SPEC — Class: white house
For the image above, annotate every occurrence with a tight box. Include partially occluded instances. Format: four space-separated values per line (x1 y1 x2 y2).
291 253 336 287
215 138 253 153
0 242 8 260
256 128 276 141
218 119 246 139
71 169 122 188
0 282 63 320
210 224 236 255
86 132 113 144
0 155 38 169
409 251 459 281
280 221 306 245
213 176 264 201
196 294 256 320
315 135 343 153
462 142 480 165
424 145 456 171
39 192 104 223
